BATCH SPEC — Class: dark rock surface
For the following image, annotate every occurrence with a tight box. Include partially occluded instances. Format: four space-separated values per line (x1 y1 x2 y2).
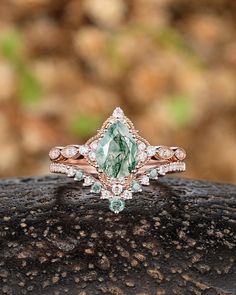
0 176 236 295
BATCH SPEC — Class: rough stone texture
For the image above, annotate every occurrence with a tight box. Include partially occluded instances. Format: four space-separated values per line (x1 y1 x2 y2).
0 175 236 295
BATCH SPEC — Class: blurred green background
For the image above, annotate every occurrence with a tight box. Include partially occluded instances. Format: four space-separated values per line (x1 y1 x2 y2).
0 0 235 183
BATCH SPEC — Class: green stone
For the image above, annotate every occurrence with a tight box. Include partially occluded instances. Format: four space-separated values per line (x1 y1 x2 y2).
149 168 158 179
131 180 142 192
109 198 125 214
96 121 138 178
91 181 102 194
74 170 84 181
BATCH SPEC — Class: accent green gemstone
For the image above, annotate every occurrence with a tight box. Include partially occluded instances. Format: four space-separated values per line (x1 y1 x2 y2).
149 168 158 179
91 181 102 193
131 180 142 192
95 121 138 178
74 170 84 181
109 198 125 214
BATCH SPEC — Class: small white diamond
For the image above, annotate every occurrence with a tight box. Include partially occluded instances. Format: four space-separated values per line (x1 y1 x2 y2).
50 163 55 172
112 107 124 118
112 184 123 195
61 165 67 173
119 177 126 184
83 176 94 186
158 165 166 175
163 165 168 173
90 141 98 151
138 142 146 151
175 148 186 160
88 151 96 161
61 145 78 158
49 148 61 160
56 164 60 172
79 145 89 156
140 175 150 185
67 166 75 177
172 164 176 171
101 190 112 199
121 190 132 200
157 146 174 159
138 151 147 162
55 164 61 172
147 146 156 157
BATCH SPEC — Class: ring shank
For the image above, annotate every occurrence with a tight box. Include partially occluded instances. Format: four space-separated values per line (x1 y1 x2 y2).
50 158 185 176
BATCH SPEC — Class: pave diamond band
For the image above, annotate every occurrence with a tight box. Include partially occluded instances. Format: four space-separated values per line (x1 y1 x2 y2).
50 161 186 177
49 107 186 213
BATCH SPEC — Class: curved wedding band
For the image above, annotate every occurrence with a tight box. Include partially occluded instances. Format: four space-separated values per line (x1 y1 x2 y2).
49 107 186 213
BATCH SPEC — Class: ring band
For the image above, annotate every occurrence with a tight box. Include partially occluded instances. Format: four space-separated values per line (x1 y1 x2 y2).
49 107 186 213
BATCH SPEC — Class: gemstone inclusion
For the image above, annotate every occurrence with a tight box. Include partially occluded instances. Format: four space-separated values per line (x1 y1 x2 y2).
95 121 138 178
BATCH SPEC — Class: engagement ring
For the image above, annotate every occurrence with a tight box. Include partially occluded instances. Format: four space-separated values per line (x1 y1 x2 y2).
49 107 186 213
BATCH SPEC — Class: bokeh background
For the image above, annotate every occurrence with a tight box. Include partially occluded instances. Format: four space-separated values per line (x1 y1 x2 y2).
0 0 236 183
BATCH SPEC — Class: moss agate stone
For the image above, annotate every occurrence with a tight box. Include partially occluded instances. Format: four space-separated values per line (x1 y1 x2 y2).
95 121 138 178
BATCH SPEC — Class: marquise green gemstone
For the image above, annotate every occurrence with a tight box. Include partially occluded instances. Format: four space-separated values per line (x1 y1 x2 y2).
109 198 125 214
95 121 138 178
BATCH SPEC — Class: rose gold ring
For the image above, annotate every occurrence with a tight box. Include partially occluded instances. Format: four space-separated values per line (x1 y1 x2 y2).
49 107 186 213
